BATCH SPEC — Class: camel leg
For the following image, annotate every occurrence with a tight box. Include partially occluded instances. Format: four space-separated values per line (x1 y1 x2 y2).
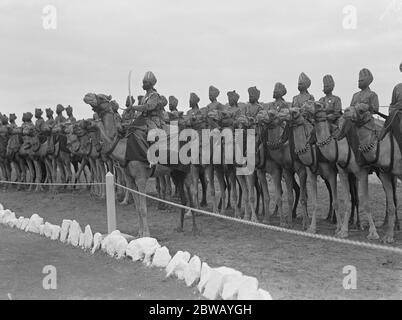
97 159 106 199
120 173 133 205
205 165 218 213
166 174 172 198
306 168 318 233
215 165 227 215
33 160 44 192
357 172 379 240
257 168 270 223
271 167 284 223
282 170 295 228
296 167 309 230
246 173 258 222
191 165 200 208
26 158 35 191
327 169 342 233
199 168 207 207
377 172 395 243
129 177 143 236
136 178 150 237
237 175 248 220
157 176 168 210
228 167 240 218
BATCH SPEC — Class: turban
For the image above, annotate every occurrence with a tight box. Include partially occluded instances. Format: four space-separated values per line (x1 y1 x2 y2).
248 86 260 101
209 85 220 99
56 104 64 113
298 72 311 89
45 108 53 116
273 82 287 97
9 113 16 121
66 105 73 112
323 74 335 89
158 95 168 108
22 113 27 122
359 68 373 85
143 71 157 86
26 112 33 121
126 96 135 107
189 92 200 104
110 100 119 110
227 90 240 103
168 95 178 107
35 108 43 116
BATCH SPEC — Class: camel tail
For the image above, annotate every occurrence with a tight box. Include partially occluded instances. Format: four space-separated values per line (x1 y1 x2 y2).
348 173 359 225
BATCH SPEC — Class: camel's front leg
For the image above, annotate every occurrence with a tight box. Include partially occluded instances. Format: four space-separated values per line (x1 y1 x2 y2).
256 168 270 223
228 167 240 218
296 167 309 230
214 165 227 215
357 172 379 240
377 172 395 243
33 159 44 192
205 165 218 213
282 170 295 228
237 175 248 220
306 168 318 234
246 173 258 223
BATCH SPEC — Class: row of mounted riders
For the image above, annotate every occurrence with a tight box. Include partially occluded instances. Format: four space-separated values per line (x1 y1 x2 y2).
0 100 401 243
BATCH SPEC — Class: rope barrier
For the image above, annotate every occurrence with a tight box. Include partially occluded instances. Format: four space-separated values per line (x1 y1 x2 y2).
0 180 105 186
115 183 402 255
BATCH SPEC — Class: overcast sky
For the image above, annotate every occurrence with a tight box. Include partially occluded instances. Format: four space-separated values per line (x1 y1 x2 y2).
1 0 401 123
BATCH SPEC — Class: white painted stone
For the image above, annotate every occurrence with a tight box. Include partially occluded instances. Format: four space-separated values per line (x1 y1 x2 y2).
83 225 93 250
59 219 72 243
257 288 273 300
20 217 30 230
0 209 10 223
101 230 128 258
1 210 16 226
43 222 53 238
10 218 18 228
0 203 3 210
203 267 242 300
16 217 24 230
67 220 82 247
125 237 160 262
237 276 259 300
50 225 61 240
79 233 85 248
197 262 212 294
221 274 245 300
151 246 171 268
143 243 161 267
165 251 191 278
25 214 44 233
115 237 128 259
91 232 103 254
184 255 202 287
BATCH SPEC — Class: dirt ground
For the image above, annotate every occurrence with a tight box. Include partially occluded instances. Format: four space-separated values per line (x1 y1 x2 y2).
1 177 402 300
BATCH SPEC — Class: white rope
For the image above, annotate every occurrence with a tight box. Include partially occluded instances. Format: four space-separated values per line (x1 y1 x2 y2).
0 180 105 186
116 183 402 255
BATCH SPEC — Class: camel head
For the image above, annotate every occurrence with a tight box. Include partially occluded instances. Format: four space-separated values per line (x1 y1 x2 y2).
83 93 113 116
350 103 372 126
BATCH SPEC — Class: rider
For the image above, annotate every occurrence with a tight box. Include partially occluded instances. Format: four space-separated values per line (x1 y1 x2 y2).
55 104 67 124
319 74 342 131
350 68 379 114
226 90 241 116
168 96 179 112
65 105 77 124
128 71 164 133
240 86 263 119
34 108 47 143
45 108 55 128
292 72 315 109
187 92 201 116
265 82 291 112
122 96 136 126
9 113 17 129
204 85 224 113
389 62 402 114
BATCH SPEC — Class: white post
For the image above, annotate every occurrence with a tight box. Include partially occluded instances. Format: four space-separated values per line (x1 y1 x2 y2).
105 172 116 234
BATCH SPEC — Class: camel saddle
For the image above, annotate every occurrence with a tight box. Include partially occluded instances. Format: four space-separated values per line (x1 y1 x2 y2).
379 110 402 157
125 119 188 173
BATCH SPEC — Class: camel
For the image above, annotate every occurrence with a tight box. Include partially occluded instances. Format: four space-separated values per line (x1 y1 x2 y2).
347 103 400 242
6 126 29 190
303 101 396 243
83 93 197 237
256 109 309 229
285 107 342 233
